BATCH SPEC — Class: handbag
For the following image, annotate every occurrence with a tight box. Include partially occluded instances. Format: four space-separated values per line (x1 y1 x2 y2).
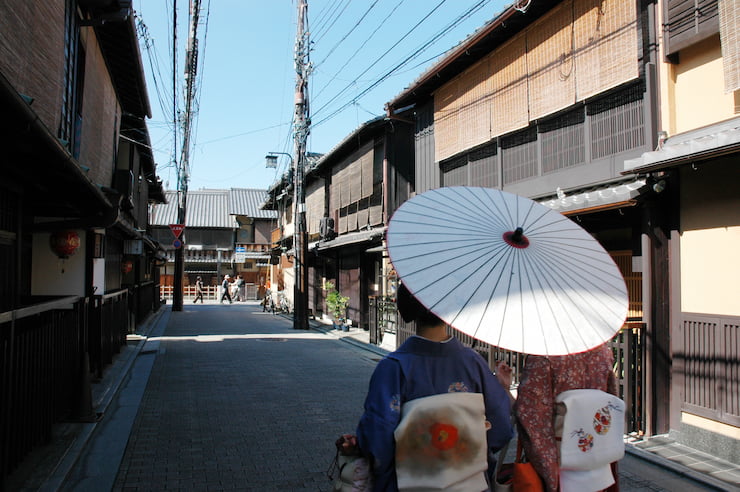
494 439 544 492
327 436 372 492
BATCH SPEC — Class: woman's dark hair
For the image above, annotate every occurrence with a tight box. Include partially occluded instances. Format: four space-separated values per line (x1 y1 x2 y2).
397 283 443 326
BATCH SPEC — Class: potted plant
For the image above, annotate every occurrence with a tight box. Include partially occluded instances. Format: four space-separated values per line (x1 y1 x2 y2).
324 281 350 331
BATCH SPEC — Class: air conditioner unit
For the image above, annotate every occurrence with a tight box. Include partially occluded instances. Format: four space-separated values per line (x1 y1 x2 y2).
319 216 336 240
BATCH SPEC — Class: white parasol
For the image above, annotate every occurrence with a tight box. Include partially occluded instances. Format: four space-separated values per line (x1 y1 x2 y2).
386 186 628 355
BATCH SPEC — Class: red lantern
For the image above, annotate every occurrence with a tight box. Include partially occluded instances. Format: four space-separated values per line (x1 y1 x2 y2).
121 260 134 274
50 230 81 259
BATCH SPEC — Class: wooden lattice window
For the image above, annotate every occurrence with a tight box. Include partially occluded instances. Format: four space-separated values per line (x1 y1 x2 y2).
540 108 586 174
502 127 538 185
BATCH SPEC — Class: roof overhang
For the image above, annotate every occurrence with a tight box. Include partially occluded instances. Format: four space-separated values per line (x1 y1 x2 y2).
538 178 646 216
623 117 740 174
0 70 114 219
92 13 152 118
311 228 385 253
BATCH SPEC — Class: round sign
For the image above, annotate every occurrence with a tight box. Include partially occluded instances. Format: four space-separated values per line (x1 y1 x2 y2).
173 239 182 249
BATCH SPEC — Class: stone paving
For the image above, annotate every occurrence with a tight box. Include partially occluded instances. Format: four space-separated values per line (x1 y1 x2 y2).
10 300 739 491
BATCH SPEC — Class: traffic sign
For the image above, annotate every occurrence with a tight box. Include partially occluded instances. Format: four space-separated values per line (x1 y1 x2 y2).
169 224 184 239
173 239 182 249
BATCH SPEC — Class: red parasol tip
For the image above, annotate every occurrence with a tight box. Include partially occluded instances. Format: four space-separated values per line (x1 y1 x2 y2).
503 227 530 248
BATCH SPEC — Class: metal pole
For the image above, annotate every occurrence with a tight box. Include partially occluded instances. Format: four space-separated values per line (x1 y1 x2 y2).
292 0 310 330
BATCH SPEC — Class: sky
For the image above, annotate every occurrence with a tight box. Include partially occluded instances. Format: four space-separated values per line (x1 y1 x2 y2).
133 0 509 192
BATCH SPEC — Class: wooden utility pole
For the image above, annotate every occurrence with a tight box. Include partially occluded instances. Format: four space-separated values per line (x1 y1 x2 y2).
293 0 310 330
173 0 201 311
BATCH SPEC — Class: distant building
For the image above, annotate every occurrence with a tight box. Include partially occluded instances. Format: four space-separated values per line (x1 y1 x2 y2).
150 189 277 299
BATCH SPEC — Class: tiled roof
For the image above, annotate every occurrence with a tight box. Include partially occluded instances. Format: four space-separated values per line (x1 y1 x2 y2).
150 190 234 228
151 188 276 228
228 188 277 219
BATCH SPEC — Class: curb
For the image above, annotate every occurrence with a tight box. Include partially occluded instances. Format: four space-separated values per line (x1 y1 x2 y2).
37 306 170 491
624 443 738 491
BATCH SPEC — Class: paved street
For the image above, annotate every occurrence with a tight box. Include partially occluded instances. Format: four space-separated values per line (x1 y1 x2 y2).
50 302 732 491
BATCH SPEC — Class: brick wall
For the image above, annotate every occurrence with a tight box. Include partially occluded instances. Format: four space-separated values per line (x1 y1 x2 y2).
0 1 66 134
79 28 119 188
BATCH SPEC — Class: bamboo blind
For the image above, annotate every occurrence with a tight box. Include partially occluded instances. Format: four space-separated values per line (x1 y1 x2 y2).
359 142 374 198
720 0 740 93
457 57 492 152
305 179 325 236
574 0 639 100
432 0 639 161
347 201 358 232
434 79 461 162
490 32 530 136
527 0 577 120
357 198 369 229
349 158 362 204
329 142 375 234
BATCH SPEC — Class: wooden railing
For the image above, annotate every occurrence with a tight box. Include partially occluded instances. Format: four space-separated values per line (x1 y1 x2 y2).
88 289 130 378
0 297 86 483
376 295 644 433
160 284 260 301
0 287 162 484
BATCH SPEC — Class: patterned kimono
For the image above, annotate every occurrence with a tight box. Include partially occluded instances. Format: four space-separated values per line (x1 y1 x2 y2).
514 344 618 492
356 335 513 492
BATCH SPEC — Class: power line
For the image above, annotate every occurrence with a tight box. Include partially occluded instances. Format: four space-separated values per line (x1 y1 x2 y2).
312 0 492 128
311 0 407 102
313 0 381 69
311 0 450 121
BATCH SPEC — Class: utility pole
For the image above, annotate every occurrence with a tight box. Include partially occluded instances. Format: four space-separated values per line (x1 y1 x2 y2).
293 0 310 330
173 0 201 311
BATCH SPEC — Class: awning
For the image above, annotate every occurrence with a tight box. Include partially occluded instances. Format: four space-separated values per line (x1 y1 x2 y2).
623 116 740 173
311 228 385 252
537 178 646 216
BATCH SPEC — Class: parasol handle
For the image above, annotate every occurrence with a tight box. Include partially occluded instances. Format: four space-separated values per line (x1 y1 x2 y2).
503 227 530 249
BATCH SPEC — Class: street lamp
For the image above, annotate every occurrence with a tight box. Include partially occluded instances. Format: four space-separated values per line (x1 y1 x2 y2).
265 151 309 330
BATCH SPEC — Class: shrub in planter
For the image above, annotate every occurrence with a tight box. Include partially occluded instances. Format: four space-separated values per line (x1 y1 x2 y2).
325 282 350 330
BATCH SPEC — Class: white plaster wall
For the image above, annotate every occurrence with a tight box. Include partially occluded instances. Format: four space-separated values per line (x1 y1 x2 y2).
32 230 86 297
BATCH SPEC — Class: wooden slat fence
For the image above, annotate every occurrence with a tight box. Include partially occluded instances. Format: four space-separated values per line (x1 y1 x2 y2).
0 297 85 483
678 313 740 427
373 295 644 434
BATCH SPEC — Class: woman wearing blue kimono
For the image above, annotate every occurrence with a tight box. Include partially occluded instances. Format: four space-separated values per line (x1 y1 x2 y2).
341 284 514 491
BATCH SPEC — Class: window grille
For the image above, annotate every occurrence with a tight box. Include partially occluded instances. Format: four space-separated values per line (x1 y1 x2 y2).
441 156 468 187
502 127 538 185
540 108 586 174
469 143 498 188
588 84 645 159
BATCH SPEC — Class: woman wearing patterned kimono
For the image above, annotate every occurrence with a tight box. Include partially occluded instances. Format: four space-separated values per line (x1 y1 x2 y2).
514 344 620 492
344 284 513 491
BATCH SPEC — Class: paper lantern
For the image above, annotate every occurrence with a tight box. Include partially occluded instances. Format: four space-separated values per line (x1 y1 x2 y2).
50 230 81 259
121 260 134 274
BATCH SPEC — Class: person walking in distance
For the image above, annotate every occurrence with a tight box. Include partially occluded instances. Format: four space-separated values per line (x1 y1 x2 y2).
193 276 204 303
220 274 233 304
234 275 245 301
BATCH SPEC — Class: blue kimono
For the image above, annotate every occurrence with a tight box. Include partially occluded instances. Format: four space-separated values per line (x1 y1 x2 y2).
356 335 513 491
